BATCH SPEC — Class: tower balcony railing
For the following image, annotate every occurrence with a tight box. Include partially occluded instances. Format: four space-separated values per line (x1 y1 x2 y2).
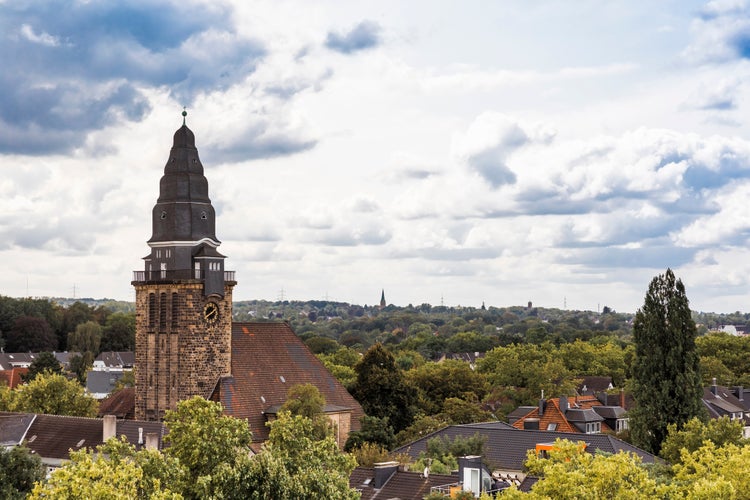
132 269 235 282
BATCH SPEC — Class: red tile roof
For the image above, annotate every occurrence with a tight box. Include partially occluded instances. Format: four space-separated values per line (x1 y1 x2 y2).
0 367 28 389
212 322 364 443
98 387 135 419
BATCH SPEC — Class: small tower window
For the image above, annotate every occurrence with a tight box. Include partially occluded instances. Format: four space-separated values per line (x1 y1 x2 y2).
200 211 207 220
161 211 167 219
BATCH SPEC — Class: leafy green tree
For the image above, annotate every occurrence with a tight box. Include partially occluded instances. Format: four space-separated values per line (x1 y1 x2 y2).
519 439 671 499
69 351 95 384
696 332 750 386
406 359 489 415
350 343 417 433
440 397 493 425
8 372 98 417
163 396 252 499
5 316 57 352
101 312 136 351
0 445 45 500
67 320 103 354
344 415 396 451
213 411 359 499
23 351 62 382
28 437 183 499
670 441 750 498
660 416 746 465
279 383 330 439
477 343 577 406
395 414 450 446
629 268 705 455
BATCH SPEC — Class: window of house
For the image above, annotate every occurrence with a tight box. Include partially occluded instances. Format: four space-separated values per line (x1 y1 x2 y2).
547 423 558 431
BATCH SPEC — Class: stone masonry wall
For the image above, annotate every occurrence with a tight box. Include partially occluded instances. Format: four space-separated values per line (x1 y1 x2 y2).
134 281 234 421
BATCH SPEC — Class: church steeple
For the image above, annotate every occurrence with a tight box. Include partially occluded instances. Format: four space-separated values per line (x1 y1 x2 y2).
133 113 236 421
143 112 226 297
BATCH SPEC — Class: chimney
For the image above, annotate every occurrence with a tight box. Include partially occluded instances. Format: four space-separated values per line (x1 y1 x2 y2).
373 461 399 489
711 377 718 395
559 396 568 414
102 415 117 442
735 386 744 402
539 399 545 417
620 388 625 409
145 433 159 450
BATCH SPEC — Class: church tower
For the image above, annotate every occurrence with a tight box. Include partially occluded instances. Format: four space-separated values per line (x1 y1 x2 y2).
132 112 236 421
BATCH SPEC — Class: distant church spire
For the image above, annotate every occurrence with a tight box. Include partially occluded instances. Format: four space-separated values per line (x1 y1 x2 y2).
379 289 386 310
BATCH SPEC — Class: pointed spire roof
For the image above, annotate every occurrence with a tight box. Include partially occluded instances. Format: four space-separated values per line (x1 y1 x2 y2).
148 111 218 245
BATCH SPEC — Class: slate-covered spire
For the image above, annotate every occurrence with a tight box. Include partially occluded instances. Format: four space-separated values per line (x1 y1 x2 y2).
148 114 218 246
141 112 227 296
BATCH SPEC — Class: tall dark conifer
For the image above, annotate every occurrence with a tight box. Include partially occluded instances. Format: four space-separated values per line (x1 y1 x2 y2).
630 268 704 454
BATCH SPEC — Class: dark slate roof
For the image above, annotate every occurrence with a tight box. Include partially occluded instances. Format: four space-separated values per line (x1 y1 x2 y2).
86 370 125 397
0 412 166 461
213 322 364 443
98 388 135 419
0 352 76 370
350 467 458 500
703 386 747 421
393 423 658 471
148 123 218 245
0 413 35 446
577 376 613 395
94 351 134 368
592 406 627 419
565 408 604 423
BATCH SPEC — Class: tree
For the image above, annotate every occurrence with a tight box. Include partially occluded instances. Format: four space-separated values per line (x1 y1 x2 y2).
28 437 183 500
406 359 489 416
279 383 330 439
210 411 359 499
67 320 102 354
477 343 577 407
344 415 396 451
519 439 671 499
163 396 252 499
101 312 136 351
629 268 705 455
8 372 98 417
669 441 750 498
0 445 45 500
350 343 417 433
660 416 746 465
69 351 95 384
4 316 57 352
23 351 62 382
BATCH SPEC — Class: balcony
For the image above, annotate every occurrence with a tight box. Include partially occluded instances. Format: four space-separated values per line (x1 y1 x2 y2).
132 270 235 283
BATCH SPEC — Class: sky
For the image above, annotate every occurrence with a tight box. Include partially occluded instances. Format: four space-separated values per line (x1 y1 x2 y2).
3 0 750 313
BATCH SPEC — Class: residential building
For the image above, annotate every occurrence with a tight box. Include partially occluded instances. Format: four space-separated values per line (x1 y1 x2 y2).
508 394 629 435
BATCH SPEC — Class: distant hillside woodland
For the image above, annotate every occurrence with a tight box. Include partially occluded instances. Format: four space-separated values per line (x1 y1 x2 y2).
7 293 750 496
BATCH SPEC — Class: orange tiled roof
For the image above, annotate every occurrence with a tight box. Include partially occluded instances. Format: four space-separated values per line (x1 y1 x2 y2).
511 398 577 433
212 322 364 443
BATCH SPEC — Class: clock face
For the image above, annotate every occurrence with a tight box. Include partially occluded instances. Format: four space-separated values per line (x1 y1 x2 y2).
203 302 219 323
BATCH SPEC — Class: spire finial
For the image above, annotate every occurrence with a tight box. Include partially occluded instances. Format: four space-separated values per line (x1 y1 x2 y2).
182 107 187 126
